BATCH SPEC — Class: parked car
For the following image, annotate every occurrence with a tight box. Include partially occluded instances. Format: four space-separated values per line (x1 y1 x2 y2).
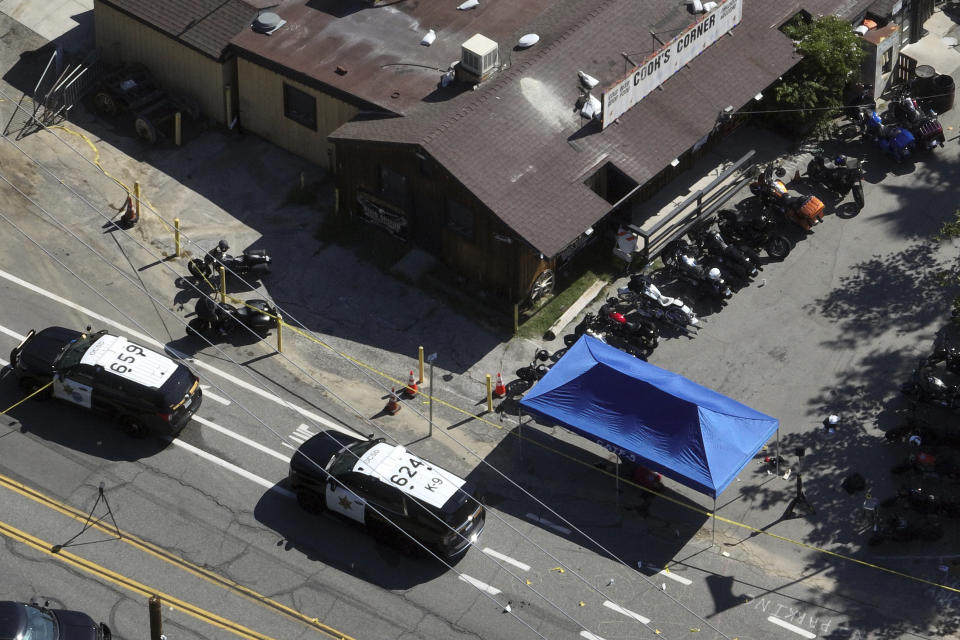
0 600 111 640
289 431 485 560
8 327 201 437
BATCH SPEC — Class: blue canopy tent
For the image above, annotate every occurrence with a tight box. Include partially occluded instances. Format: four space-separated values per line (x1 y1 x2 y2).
518 335 779 500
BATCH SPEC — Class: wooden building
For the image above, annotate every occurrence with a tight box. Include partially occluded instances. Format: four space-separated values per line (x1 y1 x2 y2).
93 0 258 125
91 0 872 310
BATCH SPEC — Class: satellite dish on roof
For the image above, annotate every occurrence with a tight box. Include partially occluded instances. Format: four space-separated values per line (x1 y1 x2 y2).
253 12 281 33
517 34 539 48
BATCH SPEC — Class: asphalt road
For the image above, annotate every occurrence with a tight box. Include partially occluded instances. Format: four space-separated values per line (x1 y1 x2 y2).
3 7 960 640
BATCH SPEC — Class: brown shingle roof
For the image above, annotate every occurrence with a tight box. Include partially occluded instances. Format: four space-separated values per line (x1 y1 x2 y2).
332 0 812 256
98 0 258 60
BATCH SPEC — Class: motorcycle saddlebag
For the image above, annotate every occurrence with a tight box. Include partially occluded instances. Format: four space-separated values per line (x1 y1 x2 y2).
799 197 825 223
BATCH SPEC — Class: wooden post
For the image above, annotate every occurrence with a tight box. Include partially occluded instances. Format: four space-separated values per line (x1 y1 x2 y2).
276 314 283 353
219 265 226 303
149 595 163 640
174 218 181 257
224 84 233 128
174 111 181 146
486 374 493 413
418 346 424 383
513 303 519 336
133 181 141 219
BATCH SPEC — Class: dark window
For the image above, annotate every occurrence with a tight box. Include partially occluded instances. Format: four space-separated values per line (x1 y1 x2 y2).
446 199 474 239
366 482 407 515
283 83 317 130
881 48 893 73
379 165 408 205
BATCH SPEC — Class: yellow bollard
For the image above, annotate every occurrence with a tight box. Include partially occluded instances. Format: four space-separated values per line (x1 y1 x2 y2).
276 314 283 353
219 265 226 303
174 112 182 147
486 374 493 413
134 181 141 219
174 218 181 257
418 346 424 383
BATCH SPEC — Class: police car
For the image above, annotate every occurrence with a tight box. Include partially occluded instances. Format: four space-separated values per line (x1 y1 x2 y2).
288 431 485 559
8 327 202 437
0 600 111 640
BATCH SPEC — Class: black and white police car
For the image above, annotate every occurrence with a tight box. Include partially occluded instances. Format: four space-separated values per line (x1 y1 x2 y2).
289 431 485 559
8 327 202 437
0 600 111 640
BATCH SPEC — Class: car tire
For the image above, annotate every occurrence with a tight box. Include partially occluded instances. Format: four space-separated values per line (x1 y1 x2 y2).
120 416 148 439
296 489 325 514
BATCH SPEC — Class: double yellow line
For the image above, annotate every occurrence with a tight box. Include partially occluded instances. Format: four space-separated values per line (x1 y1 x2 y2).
0 473 354 640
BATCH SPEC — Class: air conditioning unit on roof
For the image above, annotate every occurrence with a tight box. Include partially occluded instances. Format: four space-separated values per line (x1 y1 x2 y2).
456 34 499 84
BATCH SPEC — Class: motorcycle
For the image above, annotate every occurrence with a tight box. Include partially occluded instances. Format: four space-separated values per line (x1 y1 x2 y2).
689 226 760 283
662 242 733 301
890 90 945 151
750 164 825 231
188 239 272 282
616 274 700 332
575 308 659 358
861 109 916 163
188 295 277 340
517 348 551 383
881 486 960 518
868 514 944 546
901 359 960 409
717 208 792 260
806 154 865 208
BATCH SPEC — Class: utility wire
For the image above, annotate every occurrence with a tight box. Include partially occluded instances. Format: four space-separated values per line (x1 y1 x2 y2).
0 141 707 638
0 87 740 637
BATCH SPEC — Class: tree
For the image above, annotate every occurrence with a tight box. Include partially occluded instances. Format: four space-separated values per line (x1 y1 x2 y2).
761 15 866 134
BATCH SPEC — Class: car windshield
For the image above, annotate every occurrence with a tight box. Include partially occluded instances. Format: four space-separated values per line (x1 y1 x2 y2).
22 603 57 640
54 333 101 369
327 439 379 476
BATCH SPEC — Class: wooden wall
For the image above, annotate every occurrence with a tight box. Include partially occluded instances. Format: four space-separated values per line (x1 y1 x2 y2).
236 58 359 170
93 0 231 124
334 140 546 302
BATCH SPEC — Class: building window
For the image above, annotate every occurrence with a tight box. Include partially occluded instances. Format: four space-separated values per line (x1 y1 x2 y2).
446 199 474 239
881 48 893 73
283 83 316 130
379 165 408 205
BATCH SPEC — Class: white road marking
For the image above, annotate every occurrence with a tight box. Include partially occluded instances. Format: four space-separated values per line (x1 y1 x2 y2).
767 616 817 639
0 358 8 367
0 325 25 342
580 631 606 640
458 574 501 595
658 569 692 585
192 415 290 462
199 385 230 405
289 423 315 444
525 513 571 535
0 269 363 438
602 600 650 624
167 436 293 498
482 547 531 571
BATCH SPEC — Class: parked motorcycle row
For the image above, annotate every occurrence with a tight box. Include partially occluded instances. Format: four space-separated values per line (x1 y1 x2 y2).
845 83 945 163
183 238 278 343
868 339 960 546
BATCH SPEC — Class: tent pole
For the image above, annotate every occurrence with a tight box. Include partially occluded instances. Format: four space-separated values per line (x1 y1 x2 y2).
518 408 523 461
712 497 716 546
776 428 781 476
615 457 620 512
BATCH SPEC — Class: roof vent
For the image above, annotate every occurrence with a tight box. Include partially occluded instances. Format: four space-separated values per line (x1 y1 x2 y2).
456 34 499 84
253 12 285 34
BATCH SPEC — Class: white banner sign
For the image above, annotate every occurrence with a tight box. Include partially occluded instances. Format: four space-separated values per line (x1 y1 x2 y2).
601 0 743 128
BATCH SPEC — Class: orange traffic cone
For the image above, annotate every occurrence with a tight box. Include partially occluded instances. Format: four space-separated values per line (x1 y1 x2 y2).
404 370 418 397
119 195 138 228
384 388 401 415
493 372 507 398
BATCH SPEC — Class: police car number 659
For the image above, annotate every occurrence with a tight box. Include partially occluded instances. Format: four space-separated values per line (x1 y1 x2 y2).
8 326 202 437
